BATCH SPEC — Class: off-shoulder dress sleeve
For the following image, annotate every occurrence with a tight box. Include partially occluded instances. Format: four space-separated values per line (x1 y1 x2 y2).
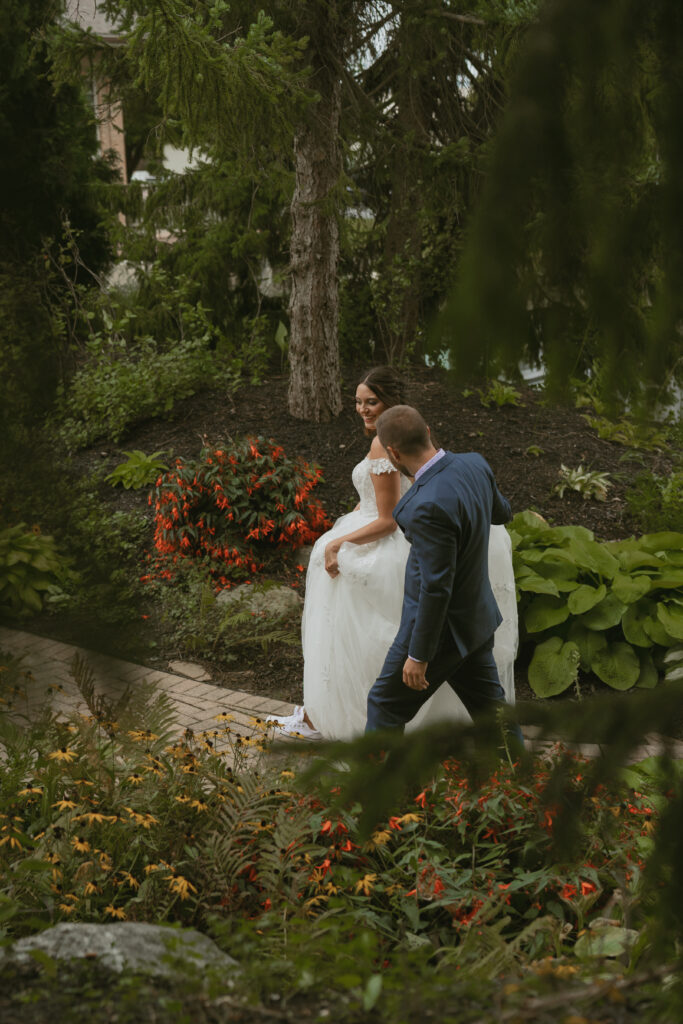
367 457 397 475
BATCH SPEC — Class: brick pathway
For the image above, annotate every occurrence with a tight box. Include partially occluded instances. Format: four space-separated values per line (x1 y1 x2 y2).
2 625 681 763
0 626 295 742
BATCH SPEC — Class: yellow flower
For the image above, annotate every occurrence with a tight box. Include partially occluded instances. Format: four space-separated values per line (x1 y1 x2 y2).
99 852 113 872
105 905 126 920
119 871 140 890
354 873 377 896
366 829 391 850
126 773 143 786
58 903 76 914
71 836 91 854
214 713 234 722
83 882 100 896
128 729 159 742
175 795 192 804
74 812 114 825
0 833 23 850
166 874 198 900
61 893 79 903
52 799 78 811
189 800 208 813
18 786 43 796
48 747 77 763
397 813 422 825
144 863 160 875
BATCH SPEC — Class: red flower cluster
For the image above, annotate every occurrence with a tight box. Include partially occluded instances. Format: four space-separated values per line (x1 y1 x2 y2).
149 436 331 583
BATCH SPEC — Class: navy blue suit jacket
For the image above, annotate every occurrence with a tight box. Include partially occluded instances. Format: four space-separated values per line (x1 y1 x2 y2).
393 451 512 664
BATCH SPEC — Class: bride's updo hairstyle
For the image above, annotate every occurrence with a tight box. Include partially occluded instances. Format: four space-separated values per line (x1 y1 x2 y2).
358 366 407 436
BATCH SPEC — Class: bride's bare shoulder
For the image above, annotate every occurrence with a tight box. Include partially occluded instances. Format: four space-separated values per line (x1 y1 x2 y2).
369 435 389 459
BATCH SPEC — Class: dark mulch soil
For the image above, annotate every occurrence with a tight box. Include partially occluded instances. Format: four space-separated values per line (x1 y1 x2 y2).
19 365 675 710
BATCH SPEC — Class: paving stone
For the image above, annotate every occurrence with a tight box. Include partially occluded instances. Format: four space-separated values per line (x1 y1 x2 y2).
168 661 212 682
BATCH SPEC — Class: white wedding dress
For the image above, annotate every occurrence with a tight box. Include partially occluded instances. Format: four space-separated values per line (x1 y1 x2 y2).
301 456 518 741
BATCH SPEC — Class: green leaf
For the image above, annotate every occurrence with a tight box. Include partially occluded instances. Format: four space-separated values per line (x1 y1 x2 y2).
647 568 683 591
591 641 641 690
516 572 560 597
524 596 570 634
621 601 654 648
528 637 580 697
363 974 383 1011
567 583 607 614
635 651 659 690
656 601 683 640
614 548 665 572
643 613 677 647
610 573 652 605
638 532 683 553
574 925 640 959
565 535 619 578
579 593 627 630
567 621 608 670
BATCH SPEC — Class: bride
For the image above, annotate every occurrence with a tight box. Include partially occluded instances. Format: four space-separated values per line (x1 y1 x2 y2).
270 366 518 741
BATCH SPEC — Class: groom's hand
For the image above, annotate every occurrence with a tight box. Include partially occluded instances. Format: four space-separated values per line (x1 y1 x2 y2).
403 658 429 690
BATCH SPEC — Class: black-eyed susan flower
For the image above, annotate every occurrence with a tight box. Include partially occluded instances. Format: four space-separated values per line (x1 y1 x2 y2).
71 836 91 853
52 799 78 811
119 871 140 890
17 785 43 797
166 874 197 900
83 882 100 896
105 905 126 919
48 747 77 763
126 773 143 786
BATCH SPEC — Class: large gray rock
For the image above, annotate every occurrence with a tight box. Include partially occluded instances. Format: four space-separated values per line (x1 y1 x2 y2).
2 922 238 978
216 582 303 617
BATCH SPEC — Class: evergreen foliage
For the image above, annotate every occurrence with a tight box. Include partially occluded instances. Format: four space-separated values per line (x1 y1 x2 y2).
437 0 683 408
0 0 115 441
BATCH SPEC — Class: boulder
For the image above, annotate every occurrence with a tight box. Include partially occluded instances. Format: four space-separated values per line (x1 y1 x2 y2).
216 583 303 617
2 922 238 979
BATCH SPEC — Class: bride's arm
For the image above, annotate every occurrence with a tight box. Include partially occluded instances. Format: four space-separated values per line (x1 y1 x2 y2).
324 441 401 576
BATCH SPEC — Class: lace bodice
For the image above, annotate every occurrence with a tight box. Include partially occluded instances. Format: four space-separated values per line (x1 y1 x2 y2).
351 457 411 516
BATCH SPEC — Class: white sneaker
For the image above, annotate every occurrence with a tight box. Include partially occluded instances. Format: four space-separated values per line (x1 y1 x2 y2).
266 706 323 740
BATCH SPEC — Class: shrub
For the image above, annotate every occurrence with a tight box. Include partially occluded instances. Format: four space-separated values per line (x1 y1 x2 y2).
626 467 683 533
0 524 72 617
150 436 330 582
510 511 683 697
0 655 665 954
55 333 239 450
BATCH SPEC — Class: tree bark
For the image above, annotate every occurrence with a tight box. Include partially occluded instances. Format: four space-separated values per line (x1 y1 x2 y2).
287 57 343 421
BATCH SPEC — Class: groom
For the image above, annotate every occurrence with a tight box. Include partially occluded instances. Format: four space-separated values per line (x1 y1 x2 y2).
366 405 521 741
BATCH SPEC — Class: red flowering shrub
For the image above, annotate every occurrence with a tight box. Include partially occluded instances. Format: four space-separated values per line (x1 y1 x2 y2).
149 436 331 580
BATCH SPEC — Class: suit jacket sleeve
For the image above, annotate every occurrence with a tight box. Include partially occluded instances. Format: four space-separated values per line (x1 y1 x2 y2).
406 503 458 663
489 468 512 525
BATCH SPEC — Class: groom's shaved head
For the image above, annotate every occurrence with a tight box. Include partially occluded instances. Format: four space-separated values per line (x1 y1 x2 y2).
376 405 430 455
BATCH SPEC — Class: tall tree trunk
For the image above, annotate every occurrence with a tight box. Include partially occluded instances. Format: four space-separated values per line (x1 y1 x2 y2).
287 59 343 421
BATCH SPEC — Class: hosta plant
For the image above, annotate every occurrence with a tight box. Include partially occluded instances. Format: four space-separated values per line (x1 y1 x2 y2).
0 524 72 616
553 464 612 502
510 511 683 697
